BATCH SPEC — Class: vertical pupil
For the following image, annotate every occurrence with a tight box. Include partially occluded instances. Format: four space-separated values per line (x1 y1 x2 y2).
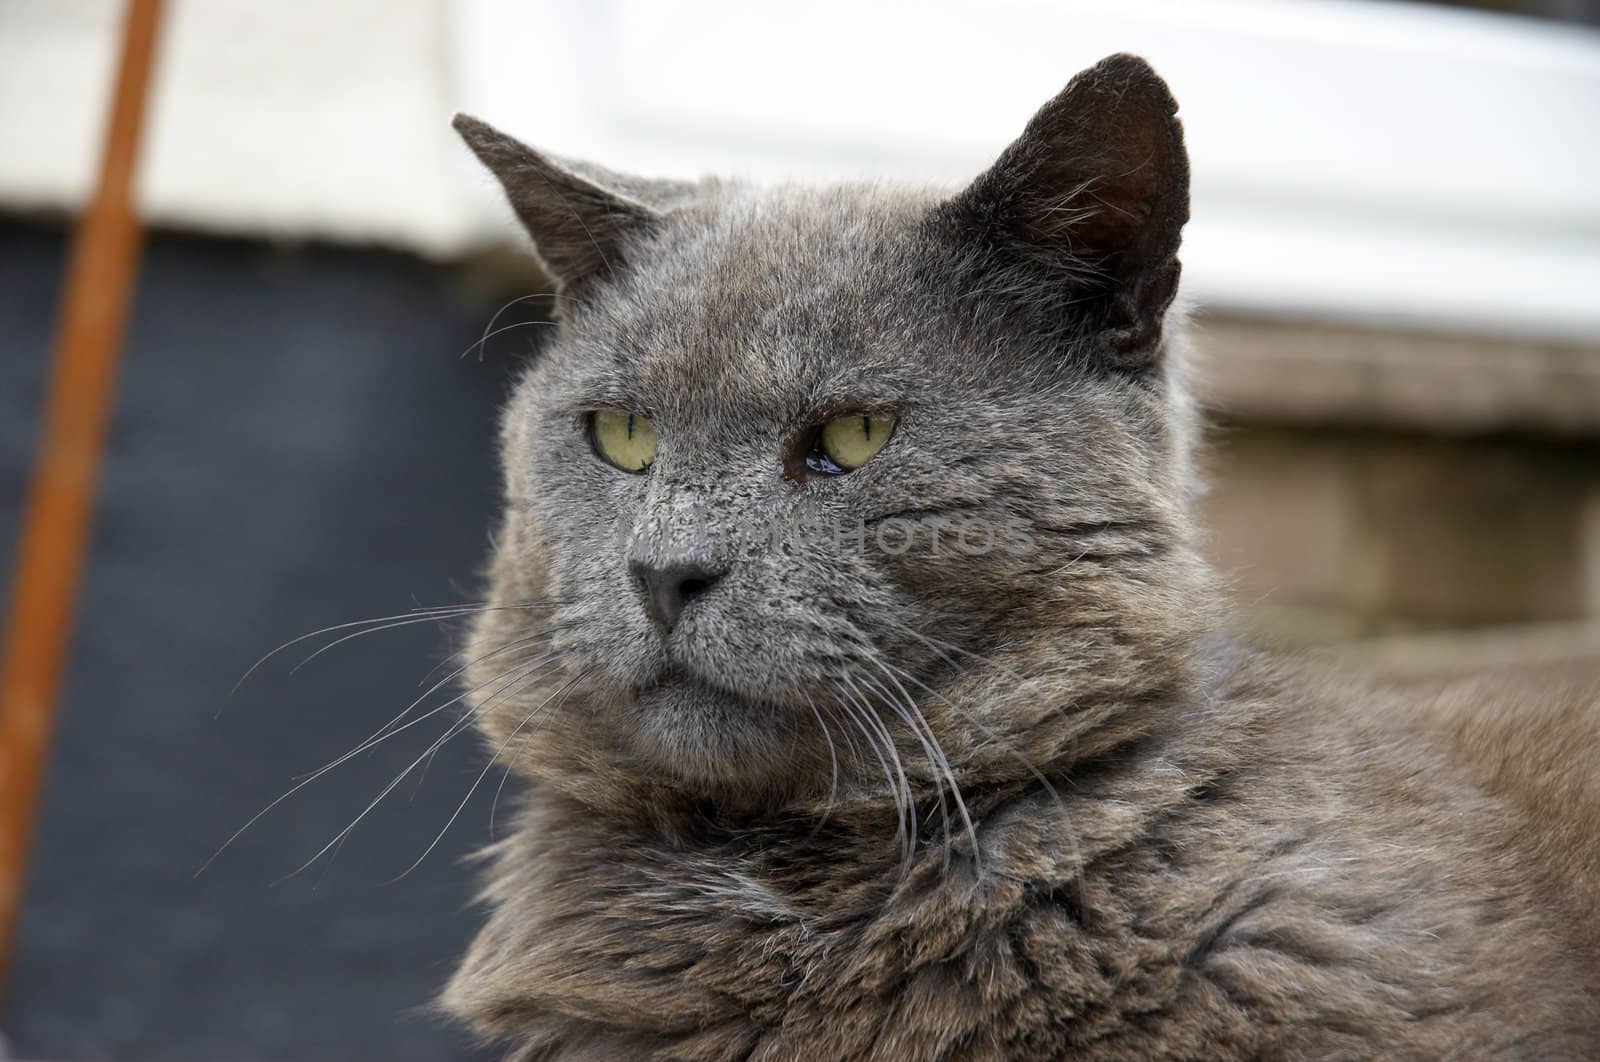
861 415 871 440
626 414 635 441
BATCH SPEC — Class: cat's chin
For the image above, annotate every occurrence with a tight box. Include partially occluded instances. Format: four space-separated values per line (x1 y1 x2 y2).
623 672 815 795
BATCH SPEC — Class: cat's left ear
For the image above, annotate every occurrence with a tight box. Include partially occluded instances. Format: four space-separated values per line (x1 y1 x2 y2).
452 114 695 289
941 54 1190 373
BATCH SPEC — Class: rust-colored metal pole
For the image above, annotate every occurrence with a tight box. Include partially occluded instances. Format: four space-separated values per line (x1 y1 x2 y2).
0 0 165 996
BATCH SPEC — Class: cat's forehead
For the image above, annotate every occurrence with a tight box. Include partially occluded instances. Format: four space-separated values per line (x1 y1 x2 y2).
562 183 947 427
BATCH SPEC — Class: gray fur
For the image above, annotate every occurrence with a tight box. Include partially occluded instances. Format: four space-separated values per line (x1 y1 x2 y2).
443 55 1600 1059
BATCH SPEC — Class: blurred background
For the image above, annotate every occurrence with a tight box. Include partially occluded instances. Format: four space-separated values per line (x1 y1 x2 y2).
1 0 1597 1058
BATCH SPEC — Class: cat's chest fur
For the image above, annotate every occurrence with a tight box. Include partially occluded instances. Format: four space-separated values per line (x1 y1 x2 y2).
445 693 1599 1061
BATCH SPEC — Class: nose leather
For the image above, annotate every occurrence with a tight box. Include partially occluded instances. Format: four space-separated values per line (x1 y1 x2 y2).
630 559 723 631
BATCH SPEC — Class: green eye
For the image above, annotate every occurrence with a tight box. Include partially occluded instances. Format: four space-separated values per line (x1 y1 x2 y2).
811 413 896 474
590 410 658 473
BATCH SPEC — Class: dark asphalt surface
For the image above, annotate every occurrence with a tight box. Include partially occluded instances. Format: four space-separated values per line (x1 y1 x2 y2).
0 218 548 1060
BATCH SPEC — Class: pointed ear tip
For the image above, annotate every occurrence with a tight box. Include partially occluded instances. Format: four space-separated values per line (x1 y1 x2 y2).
1095 52 1157 75
1092 53 1178 110
451 113 516 154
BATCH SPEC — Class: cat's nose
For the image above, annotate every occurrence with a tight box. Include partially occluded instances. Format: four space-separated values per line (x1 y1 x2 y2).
629 559 724 631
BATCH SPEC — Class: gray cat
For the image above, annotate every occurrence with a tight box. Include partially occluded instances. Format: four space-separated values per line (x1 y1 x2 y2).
441 55 1600 1059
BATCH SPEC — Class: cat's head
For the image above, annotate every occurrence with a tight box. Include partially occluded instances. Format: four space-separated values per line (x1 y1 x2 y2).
453 55 1209 822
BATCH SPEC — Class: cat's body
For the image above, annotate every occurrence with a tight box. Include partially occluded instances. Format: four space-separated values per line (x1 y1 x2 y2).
442 57 1600 1059
447 663 1599 1060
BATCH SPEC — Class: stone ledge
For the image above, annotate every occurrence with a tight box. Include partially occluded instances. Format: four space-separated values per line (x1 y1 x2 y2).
1193 314 1600 437
1330 621 1600 686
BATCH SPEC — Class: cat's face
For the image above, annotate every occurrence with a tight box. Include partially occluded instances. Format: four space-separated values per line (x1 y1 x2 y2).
456 55 1199 812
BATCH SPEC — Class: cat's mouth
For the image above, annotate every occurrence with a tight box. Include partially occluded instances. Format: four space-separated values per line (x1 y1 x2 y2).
631 660 810 733
635 665 698 697
622 665 812 789
635 664 750 707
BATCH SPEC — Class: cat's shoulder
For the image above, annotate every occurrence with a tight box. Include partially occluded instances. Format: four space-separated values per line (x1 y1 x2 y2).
1403 673 1600 954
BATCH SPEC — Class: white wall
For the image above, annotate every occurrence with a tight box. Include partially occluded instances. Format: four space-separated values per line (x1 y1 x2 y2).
0 0 471 252
4 0 1598 341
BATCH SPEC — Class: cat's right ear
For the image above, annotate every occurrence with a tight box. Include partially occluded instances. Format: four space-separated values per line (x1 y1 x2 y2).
452 114 685 289
939 54 1190 374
